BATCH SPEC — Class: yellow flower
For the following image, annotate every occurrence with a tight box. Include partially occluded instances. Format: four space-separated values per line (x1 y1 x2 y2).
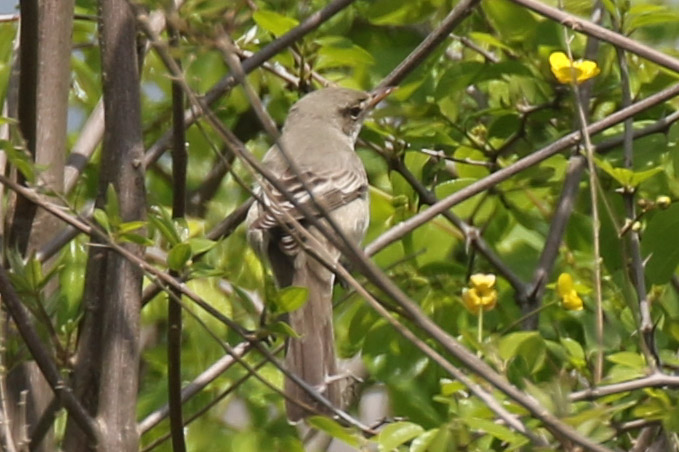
549 51 600 85
656 195 671 209
462 273 498 314
557 273 583 311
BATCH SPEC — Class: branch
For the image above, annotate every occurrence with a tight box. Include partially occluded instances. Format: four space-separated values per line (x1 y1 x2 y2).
0 263 100 444
509 0 679 73
138 342 251 434
365 82 679 257
167 15 187 452
378 0 482 89
570 372 679 401
143 0 358 167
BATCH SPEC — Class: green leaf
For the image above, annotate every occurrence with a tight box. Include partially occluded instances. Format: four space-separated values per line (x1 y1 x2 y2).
93 208 111 233
167 243 192 271
253 10 299 36
643 203 679 284
187 237 217 255
266 320 301 339
315 36 375 70
377 421 424 451
274 286 308 313
105 184 121 225
148 206 181 246
462 417 529 448
595 158 662 189
117 221 146 234
607 351 645 369
560 337 586 369
307 416 360 447
498 331 540 361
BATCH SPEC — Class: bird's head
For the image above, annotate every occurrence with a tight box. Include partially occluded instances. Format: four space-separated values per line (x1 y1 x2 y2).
283 87 393 143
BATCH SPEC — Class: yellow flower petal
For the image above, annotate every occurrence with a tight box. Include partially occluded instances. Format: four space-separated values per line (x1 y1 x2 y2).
462 287 481 314
575 60 600 83
549 51 600 85
549 51 570 69
557 273 574 297
562 291 584 311
470 273 496 291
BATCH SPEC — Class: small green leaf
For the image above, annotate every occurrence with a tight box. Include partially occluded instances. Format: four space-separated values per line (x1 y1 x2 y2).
607 351 645 369
149 206 181 246
266 320 301 339
560 337 586 368
315 36 375 70
187 237 217 255
498 331 539 361
93 208 111 233
377 421 424 451
253 10 299 36
595 158 662 189
643 203 679 284
307 416 360 447
118 233 153 246
462 417 529 447
105 184 121 225
167 243 192 271
118 221 146 234
274 286 308 313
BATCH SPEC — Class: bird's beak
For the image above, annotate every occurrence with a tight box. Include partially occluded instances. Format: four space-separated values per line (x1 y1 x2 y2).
366 86 396 110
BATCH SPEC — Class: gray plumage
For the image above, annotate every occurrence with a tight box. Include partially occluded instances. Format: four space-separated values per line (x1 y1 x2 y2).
246 87 377 420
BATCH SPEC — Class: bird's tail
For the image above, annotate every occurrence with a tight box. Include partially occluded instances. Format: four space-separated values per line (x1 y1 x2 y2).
285 250 341 421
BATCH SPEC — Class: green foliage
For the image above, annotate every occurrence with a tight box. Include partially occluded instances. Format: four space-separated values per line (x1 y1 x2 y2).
2 0 679 450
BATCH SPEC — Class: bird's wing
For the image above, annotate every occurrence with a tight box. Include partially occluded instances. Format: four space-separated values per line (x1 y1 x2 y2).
251 167 367 230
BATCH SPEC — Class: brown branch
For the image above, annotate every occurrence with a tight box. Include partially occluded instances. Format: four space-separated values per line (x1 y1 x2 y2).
570 372 679 401
0 263 100 444
377 0 482 89
143 0 358 167
365 82 679 257
616 45 658 369
167 16 187 452
138 342 251 434
509 0 679 73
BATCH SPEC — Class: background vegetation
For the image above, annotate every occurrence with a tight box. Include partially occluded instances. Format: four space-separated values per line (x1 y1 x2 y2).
1 0 679 450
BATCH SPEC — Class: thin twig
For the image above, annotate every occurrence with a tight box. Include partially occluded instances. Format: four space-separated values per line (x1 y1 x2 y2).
143 0 358 167
569 372 679 401
366 82 679 257
138 342 251 434
0 263 101 444
378 0 482 89
615 40 658 370
509 0 679 73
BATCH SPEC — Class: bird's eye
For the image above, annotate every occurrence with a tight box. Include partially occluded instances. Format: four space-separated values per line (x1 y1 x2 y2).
347 106 362 119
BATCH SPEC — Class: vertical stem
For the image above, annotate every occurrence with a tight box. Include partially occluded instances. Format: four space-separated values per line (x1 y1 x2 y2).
477 308 484 356
167 10 188 452
572 89 604 383
615 47 657 369
559 26 605 382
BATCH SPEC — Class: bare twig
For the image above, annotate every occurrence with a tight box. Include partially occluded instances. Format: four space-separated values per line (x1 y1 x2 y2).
509 0 679 73
615 43 657 369
138 342 251 434
570 372 679 401
143 0 359 167
0 263 100 444
366 83 679 257
378 0 482 89
167 13 187 452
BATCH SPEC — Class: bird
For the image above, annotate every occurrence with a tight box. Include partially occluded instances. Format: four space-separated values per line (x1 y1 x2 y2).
246 87 391 421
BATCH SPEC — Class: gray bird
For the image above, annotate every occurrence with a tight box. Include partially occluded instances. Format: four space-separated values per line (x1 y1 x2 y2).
246 87 391 421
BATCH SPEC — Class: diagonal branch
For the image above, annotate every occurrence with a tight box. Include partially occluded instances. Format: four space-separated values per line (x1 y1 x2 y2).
0 264 100 444
509 0 679 73
366 83 679 257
